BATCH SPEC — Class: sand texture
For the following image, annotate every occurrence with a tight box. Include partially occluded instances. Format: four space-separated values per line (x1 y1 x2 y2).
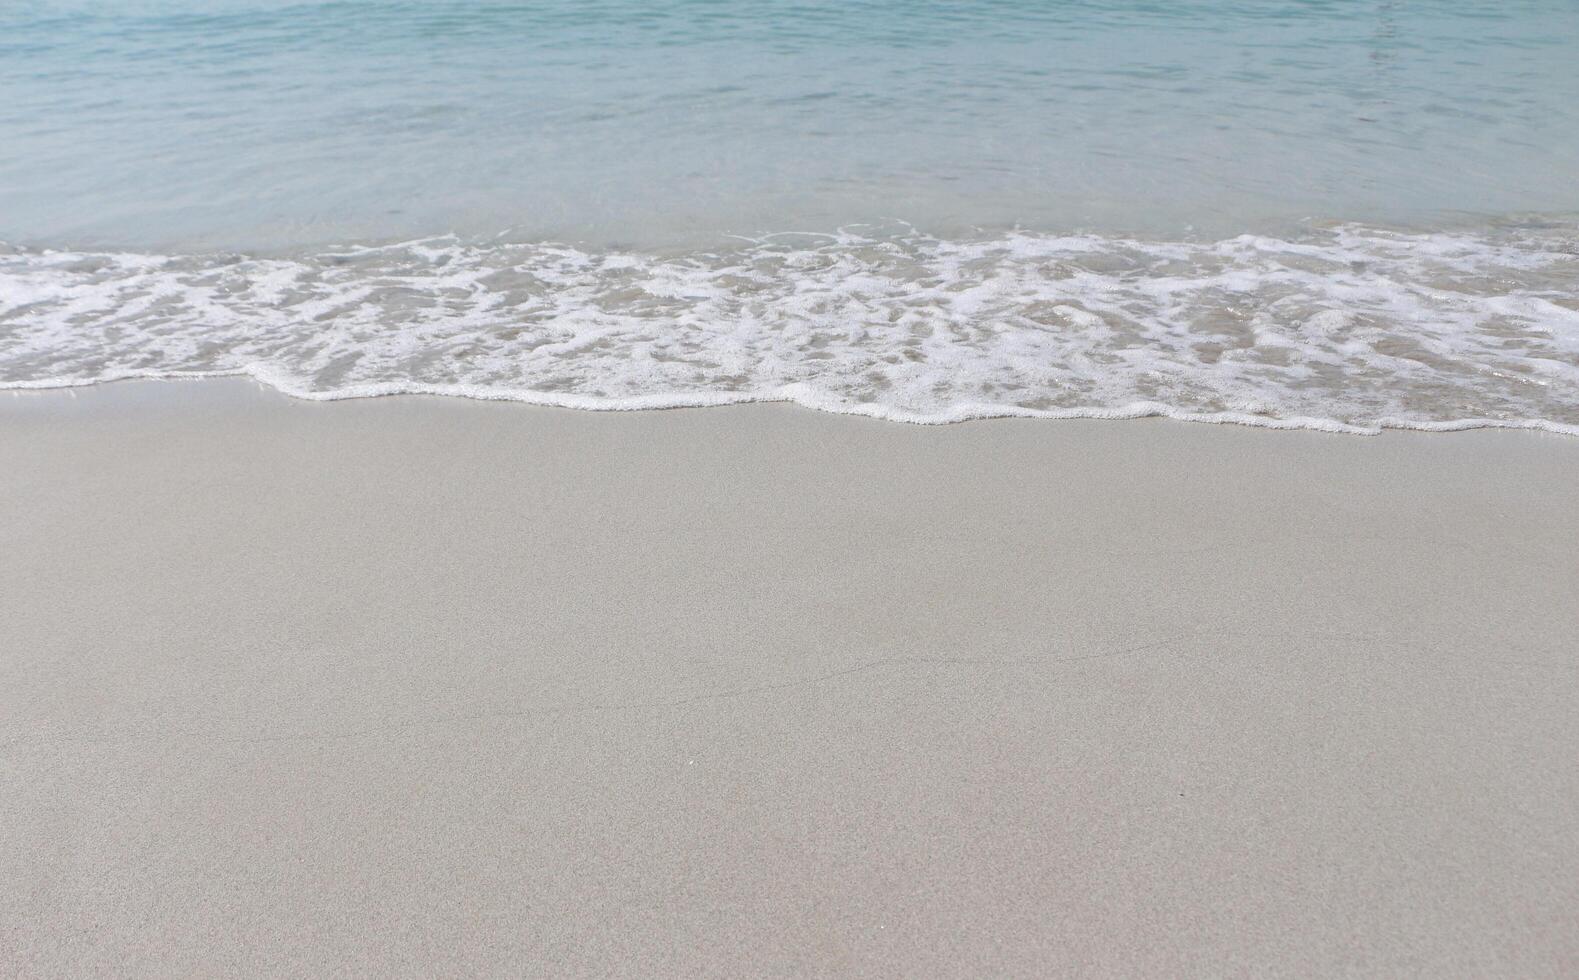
3 380 1578 977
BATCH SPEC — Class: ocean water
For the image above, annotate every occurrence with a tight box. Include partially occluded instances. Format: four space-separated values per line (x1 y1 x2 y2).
3 0 1578 431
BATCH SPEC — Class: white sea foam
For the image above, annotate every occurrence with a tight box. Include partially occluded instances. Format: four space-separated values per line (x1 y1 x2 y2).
3 224 1578 434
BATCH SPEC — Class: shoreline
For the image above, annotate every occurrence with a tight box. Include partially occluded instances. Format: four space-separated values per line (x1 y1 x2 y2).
8 370 1579 438
4 378 1578 975
8 219 1578 439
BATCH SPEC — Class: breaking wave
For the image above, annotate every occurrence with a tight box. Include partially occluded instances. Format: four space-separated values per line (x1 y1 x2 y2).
4 222 1578 434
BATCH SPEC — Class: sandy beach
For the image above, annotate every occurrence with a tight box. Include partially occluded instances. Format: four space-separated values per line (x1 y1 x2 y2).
2 378 1577 976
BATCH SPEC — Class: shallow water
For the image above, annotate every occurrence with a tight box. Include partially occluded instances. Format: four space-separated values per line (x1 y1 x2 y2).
2 1 1578 430
5 0 1579 247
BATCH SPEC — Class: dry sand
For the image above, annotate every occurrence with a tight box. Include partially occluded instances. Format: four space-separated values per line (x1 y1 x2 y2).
2 378 1577 977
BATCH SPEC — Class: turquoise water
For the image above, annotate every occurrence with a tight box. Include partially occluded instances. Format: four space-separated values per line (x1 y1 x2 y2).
4 0 1578 248
3 1 1578 430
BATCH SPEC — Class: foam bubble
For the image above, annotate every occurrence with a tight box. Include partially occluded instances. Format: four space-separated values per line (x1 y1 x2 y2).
3 223 1578 434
